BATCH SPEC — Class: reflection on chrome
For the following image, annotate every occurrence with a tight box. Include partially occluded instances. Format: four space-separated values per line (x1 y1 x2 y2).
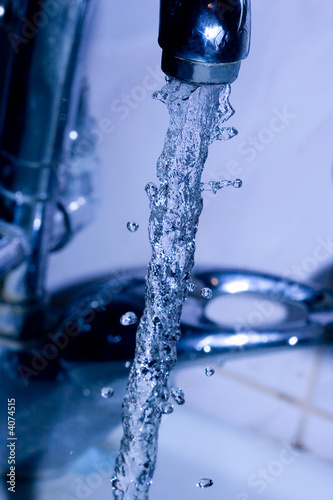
222 278 251 294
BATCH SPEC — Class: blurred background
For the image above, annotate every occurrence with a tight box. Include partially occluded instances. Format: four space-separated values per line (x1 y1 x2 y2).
35 0 333 498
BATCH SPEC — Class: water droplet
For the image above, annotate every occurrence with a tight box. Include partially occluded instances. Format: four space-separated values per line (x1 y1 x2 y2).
161 387 170 401
201 287 213 299
160 403 174 414
233 178 243 188
127 221 139 232
186 282 196 292
145 182 158 200
107 334 122 343
220 126 238 140
197 478 214 488
120 311 138 326
152 90 167 103
82 388 90 397
125 361 131 369
205 367 215 377
101 387 114 399
171 388 185 405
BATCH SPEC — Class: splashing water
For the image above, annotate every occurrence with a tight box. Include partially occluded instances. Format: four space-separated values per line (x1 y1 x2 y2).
112 78 239 499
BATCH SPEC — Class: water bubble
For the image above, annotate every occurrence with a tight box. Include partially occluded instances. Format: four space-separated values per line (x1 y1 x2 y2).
82 388 90 397
171 388 185 405
233 178 243 188
197 478 214 488
127 221 139 233
120 311 138 326
205 367 215 377
201 287 213 299
125 361 131 369
186 282 197 292
101 387 114 399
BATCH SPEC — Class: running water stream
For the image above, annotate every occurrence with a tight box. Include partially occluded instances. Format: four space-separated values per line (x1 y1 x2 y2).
112 78 240 499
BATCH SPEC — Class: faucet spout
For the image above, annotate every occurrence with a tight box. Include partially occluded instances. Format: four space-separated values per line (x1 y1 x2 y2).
159 0 251 84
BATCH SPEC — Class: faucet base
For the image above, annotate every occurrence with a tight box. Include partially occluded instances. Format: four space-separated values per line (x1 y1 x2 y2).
161 52 241 84
1 267 333 481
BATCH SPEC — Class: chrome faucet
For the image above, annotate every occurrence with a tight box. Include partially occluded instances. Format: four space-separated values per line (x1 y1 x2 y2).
159 0 251 84
0 1 333 492
0 0 98 340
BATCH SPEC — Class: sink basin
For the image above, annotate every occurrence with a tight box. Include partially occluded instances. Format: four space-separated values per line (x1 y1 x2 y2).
6 399 332 500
